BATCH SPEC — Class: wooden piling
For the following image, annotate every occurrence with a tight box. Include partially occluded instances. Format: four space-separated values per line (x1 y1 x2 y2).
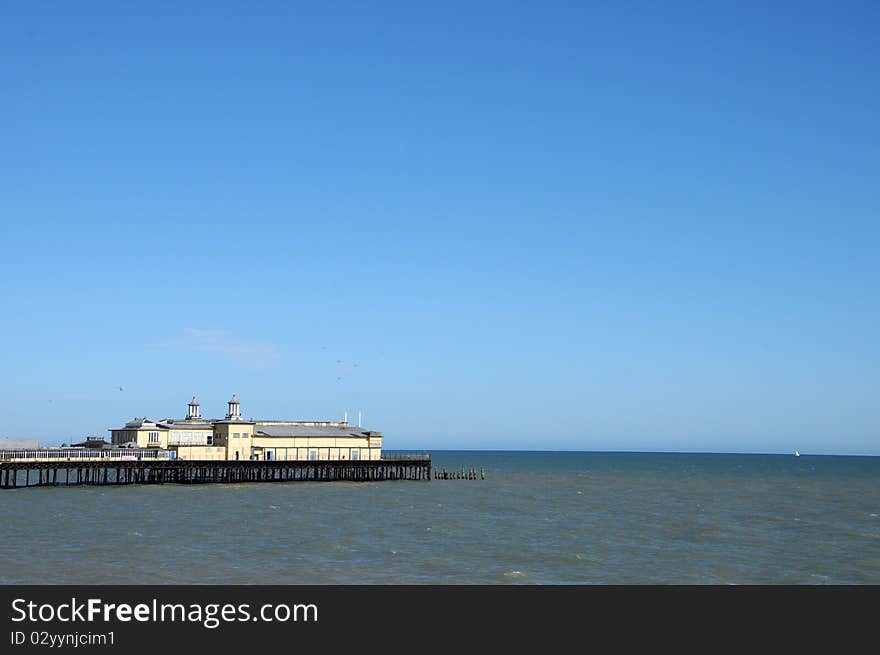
0 455 441 490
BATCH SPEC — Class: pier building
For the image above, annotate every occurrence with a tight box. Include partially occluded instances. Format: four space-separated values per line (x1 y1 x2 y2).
109 395 382 462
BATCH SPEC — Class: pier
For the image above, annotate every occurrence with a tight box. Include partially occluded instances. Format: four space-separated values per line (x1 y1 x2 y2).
0 456 432 489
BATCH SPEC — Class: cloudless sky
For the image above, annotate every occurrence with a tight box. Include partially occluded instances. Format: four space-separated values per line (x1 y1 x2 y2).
1 1 877 453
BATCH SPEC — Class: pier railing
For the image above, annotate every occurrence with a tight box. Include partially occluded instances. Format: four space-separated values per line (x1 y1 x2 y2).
0 449 173 462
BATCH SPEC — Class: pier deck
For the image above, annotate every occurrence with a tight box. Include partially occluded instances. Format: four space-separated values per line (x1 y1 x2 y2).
0 457 432 489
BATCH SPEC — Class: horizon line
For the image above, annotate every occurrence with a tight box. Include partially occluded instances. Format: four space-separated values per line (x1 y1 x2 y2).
385 448 880 457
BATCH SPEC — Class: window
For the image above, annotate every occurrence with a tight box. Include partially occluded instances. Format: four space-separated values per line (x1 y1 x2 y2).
148 431 159 444
242 433 249 439
309 449 318 461
235 451 240 460
206 434 213 446
350 448 360 460
233 433 240 439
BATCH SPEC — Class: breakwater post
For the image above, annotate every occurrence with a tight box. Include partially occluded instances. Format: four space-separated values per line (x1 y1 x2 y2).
433 466 484 480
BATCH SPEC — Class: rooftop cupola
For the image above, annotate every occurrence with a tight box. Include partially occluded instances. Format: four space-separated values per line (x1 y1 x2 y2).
187 396 201 419
226 394 241 420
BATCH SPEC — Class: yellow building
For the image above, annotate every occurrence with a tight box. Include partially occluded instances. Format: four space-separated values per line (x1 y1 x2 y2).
110 395 382 461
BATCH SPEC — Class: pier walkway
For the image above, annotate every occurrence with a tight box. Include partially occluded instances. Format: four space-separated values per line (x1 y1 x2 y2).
0 456 431 489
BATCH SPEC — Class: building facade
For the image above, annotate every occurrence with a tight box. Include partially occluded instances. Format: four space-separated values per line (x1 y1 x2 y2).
109 396 382 462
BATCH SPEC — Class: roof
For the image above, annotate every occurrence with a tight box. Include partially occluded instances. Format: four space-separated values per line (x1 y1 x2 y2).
110 418 168 431
116 418 165 430
159 420 214 430
189 397 200 405
71 438 111 449
108 417 379 434
252 424 380 438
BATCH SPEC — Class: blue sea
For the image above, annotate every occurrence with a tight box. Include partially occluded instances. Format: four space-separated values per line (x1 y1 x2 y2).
1 451 879 584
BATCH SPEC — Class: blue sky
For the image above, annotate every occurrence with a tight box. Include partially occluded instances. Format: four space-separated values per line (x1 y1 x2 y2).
1 1 877 454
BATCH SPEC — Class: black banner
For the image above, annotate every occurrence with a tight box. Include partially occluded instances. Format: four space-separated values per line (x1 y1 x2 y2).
1 585 876 651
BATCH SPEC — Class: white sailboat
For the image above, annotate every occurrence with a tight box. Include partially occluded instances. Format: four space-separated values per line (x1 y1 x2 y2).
794 450 800 457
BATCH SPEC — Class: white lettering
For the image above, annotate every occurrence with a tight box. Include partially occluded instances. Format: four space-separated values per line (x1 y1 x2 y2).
87 598 102 621
11 599 26 622
71 598 86 622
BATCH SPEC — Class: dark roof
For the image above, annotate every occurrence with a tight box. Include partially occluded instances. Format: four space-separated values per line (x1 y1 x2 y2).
253 424 379 438
115 418 166 430
159 420 214 430
71 438 111 449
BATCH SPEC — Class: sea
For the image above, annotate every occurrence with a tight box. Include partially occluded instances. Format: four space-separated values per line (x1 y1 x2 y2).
1 451 879 584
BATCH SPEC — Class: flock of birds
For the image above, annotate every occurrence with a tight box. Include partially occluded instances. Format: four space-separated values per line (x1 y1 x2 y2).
335 359 360 382
323 345 361 383
105 348 360 396
45 349 361 406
